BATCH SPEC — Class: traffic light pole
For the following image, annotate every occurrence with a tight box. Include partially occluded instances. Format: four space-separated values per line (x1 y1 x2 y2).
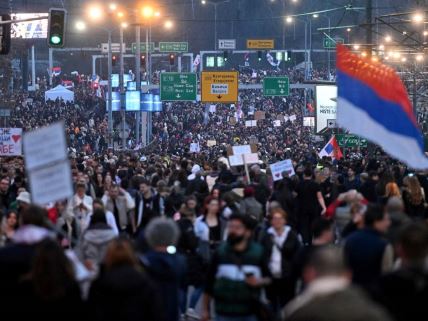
120 26 126 150
107 29 113 148
135 25 141 146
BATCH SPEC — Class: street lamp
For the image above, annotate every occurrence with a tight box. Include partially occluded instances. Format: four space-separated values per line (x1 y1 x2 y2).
201 0 230 50
412 13 424 24
88 5 103 21
164 20 173 29
75 20 86 31
286 15 310 80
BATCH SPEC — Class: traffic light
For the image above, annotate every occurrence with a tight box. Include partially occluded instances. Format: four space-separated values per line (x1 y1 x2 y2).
169 54 175 65
257 51 262 61
223 51 228 62
48 8 66 48
141 55 146 66
0 14 11 55
112 55 117 66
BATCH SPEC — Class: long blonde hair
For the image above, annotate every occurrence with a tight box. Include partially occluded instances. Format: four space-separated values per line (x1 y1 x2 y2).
403 176 424 205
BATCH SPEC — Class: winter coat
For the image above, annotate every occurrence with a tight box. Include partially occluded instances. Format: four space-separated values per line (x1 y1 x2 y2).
80 224 116 267
140 251 186 321
239 197 264 222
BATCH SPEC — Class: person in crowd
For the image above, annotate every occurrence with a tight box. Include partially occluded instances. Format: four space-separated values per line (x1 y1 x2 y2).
17 239 84 321
261 208 301 313
176 205 206 319
0 210 18 246
344 204 394 290
195 196 226 262
140 217 186 321
83 199 119 236
384 196 411 243
360 171 379 203
402 175 426 220
202 214 270 321
0 206 53 320
379 182 401 205
102 184 135 234
134 179 163 231
345 167 361 191
239 186 263 224
56 200 81 248
16 191 32 213
71 182 93 229
79 208 117 273
340 201 367 240
373 223 428 321
0 176 13 214
283 247 392 321
295 168 326 245
88 239 162 321
293 218 335 284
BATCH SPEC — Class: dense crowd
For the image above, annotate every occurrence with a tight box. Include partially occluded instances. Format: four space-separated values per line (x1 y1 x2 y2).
0 68 427 321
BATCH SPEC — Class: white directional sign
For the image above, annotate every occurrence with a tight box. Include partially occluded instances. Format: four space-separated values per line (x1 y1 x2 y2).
218 39 236 50
101 43 126 54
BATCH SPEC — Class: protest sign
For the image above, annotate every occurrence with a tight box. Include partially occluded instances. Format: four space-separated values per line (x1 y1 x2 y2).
270 159 295 181
232 145 252 155
254 111 266 120
207 140 217 147
190 142 200 153
289 115 297 122
245 120 257 127
273 120 281 127
0 128 22 156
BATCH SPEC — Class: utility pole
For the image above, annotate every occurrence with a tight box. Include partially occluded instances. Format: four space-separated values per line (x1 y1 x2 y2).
366 0 372 57
135 26 141 145
120 26 126 149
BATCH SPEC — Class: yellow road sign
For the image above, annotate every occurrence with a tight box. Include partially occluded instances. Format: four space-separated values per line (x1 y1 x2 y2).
201 71 239 103
246 39 275 49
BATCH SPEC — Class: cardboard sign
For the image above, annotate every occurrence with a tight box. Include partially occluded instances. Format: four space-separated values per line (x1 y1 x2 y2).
207 140 217 147
243 153 259 164
228 153 259 166
0 128 23 156
190 142 200 153
273 120 281 127
229 155 244 166
270 159 295 181
254 111 266 120
245 120 257 127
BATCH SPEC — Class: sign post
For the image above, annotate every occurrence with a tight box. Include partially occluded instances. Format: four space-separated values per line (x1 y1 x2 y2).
263 77 290 96
159 42 188 53
323 37 344 49
201 71 239 103
160 72 197 101
218 39 236 50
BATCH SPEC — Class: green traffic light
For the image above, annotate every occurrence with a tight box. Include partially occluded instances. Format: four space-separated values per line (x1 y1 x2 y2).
50 35 62 45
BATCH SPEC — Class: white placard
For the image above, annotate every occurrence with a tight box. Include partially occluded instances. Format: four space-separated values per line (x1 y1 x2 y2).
0 128 23 156
232 145 251 155
23 122 67 171
245 120 257 127
243 153 259 164
229 155 244 166
190 142 200 153
270 159 296 181
284 115 289 122
29 161 73 205
273 120 281 127
303 117 315 127
209 104 216 113
289 115 297 122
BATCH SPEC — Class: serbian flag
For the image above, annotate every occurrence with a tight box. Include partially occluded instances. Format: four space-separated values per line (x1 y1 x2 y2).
319 136 343 160
336 44 428 169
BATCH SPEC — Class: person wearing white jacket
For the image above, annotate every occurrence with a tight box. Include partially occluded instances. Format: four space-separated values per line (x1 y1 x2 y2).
71 183 93 230
102 184 135 234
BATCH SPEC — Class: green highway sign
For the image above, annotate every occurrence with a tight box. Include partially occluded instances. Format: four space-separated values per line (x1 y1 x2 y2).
131 42 155 53
336 134 368 148
160 72 197 101
263 77 289 96
159 42 188 53
323 37 344 49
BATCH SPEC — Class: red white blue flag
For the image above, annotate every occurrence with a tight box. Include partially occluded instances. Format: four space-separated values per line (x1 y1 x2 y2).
336 45 428 169
319 136 343 160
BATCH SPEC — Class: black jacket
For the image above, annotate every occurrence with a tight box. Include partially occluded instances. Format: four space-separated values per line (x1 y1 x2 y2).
88 265 163 321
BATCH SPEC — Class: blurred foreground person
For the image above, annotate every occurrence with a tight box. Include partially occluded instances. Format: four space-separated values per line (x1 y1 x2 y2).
17 240 83 321
283 247 391 321
140 217 186 321
88 239 162 321
374 223 428 321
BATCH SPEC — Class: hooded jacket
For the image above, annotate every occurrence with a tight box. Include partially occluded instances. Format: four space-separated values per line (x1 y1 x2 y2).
80 224 116 267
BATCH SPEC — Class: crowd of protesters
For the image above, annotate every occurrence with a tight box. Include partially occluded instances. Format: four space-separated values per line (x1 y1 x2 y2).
0 67 427 321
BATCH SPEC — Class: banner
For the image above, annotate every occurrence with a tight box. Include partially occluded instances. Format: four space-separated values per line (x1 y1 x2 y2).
270 159 295 181
0 128 23 156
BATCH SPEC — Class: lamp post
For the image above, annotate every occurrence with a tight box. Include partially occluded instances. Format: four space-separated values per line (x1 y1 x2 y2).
201 0 230 50
287 16 310 80
313 14 331 78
